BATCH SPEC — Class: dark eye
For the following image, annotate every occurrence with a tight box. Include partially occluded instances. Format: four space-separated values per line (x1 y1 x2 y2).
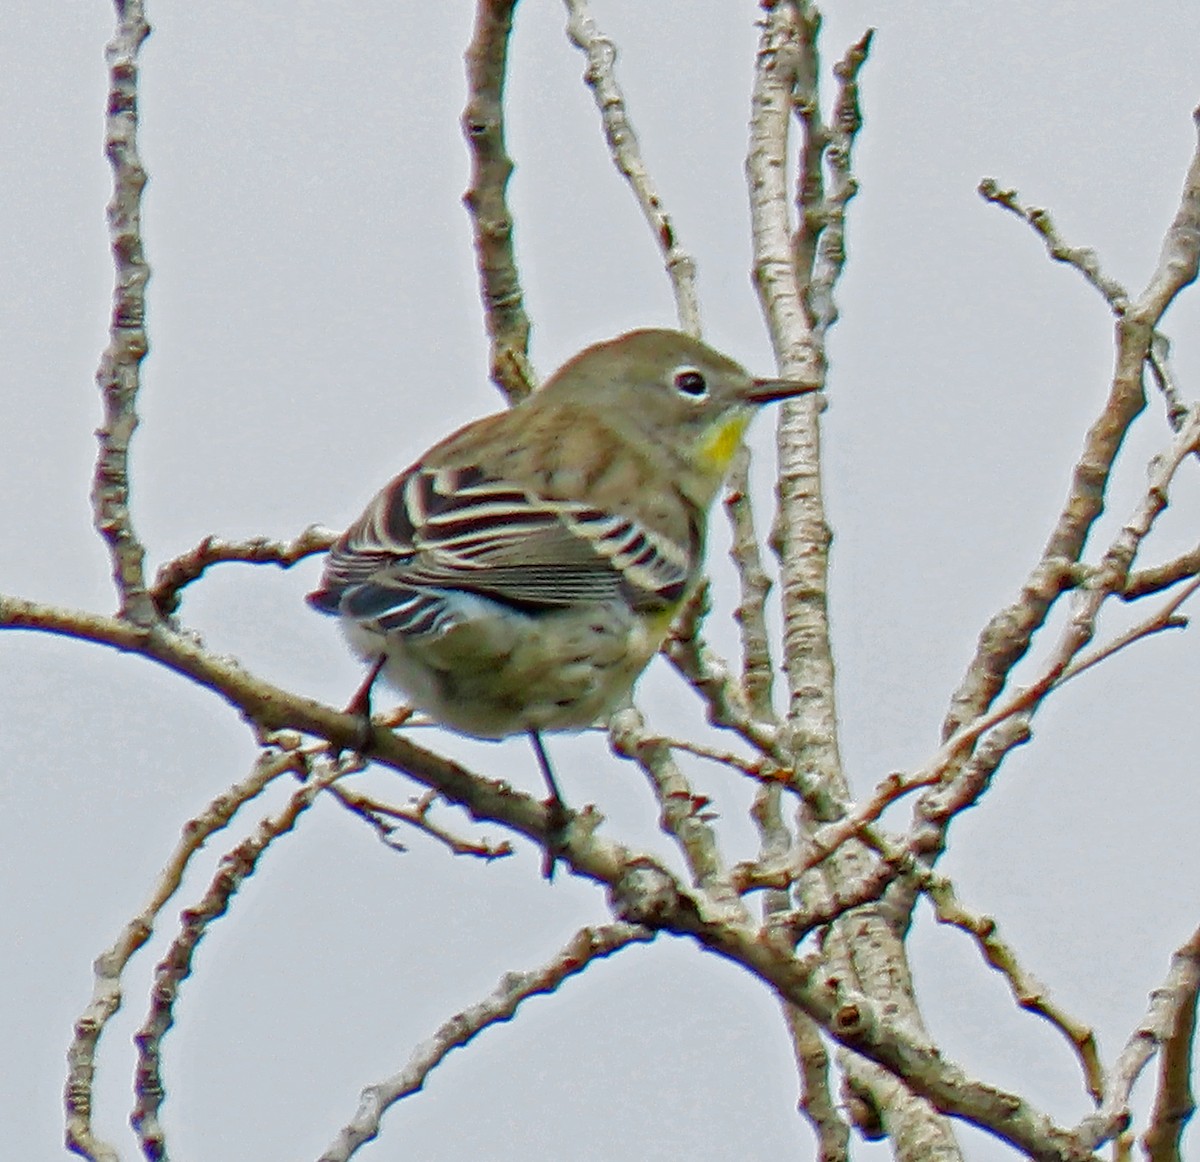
674 368 708 397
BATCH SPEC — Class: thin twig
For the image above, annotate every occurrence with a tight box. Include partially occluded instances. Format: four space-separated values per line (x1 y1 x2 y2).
609 704 748 917
663 583 782 754
647 731 786 782
150 526 336 615
826 406 1200 864
563 0 701 334
1056 575 1200 685
805 27 872 342
318 923 654 1162
926 877 1104 1103
942 109 1200 753
93 0 155 627
1147 331 1192 433
131 754 349 1158
978 179 1131 312
1124 546 1200 600
325 784 515 860
724 446 779 720
462 0 535 403
1074 927 1200 1152
64 745 303 1161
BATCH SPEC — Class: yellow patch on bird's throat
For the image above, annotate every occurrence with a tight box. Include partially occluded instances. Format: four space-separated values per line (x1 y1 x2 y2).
695 411 751 473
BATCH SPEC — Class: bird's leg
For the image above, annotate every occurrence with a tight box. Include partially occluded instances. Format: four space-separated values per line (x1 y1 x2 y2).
343 654 386 753
528 728 566 804
528 729 569 879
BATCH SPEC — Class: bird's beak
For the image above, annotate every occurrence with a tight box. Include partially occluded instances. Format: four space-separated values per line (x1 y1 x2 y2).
746 377 822 404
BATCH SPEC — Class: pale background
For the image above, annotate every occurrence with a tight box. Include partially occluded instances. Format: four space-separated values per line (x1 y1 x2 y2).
3 4 1200 1159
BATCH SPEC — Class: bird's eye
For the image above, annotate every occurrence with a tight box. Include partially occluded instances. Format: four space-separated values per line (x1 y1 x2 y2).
673 368 708 398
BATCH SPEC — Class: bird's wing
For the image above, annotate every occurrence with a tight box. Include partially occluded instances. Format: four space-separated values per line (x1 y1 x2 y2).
309 464 693 629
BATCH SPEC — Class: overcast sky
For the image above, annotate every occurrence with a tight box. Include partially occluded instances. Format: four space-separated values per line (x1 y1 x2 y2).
4 4 1200 1160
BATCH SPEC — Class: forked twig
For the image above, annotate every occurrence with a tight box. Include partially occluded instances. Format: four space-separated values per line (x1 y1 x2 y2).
326 784 515 860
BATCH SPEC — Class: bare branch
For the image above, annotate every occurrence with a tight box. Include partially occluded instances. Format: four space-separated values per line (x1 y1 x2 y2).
751 779 798 931
754 777 850 1158
1056 575 1200 686
1075 927 1200 1153
325 784 515 860
749 15 967 1158
8 594 1116 1156
788 0 826 328
64 744 303 1161
150 526 336 615
724 446 779 720
1147 331 1192 433
747 2 822 381
805 27 872 341
0 595 568 854
942 557 1078 739
131 755 349 1157
664 583 782 754
909 400 1198 847
906 414 1200 896
1143 947 1199 1161
750 0 839 789
1124 547 1200 600
948 111 1200 740
563 0 701 334
609 704 748 914
926 877 1104 1104
740 845 905 920
836 1056 965 1162
318 923 654 1162
978 179 1131 312
1135 107 1200 322
463 0 534 403
644 731 782 782
93 0 155 627
785 1004 851 1160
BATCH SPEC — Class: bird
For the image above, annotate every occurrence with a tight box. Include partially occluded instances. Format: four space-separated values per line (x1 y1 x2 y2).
308 328 816 835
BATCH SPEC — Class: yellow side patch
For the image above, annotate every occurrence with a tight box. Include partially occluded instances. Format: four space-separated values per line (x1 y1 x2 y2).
643 606 681 641
695 411 751 474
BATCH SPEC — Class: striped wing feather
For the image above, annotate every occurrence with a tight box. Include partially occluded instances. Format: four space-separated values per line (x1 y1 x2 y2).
311 465 692 632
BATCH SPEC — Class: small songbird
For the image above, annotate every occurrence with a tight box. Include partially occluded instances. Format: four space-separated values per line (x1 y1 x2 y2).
308 328 816 809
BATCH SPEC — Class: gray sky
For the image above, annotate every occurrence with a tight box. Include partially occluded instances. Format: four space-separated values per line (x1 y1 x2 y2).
4 3 1200 1159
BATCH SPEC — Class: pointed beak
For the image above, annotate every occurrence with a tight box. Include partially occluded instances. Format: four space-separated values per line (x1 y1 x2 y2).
746 376 822 404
